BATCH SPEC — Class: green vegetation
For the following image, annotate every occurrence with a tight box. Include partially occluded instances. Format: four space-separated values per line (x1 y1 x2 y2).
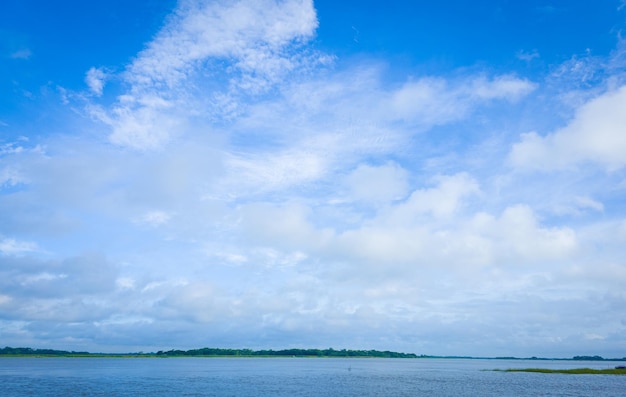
0 346 418 358
153 348 418 358
572 355 605 361
156 347 417 358
3 346 625 362
0 347 92 357
495 368 626 375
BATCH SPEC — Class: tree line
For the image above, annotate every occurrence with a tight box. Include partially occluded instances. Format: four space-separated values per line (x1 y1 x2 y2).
3 347 624 360
155 348 419 358
0 347 90 356
0 346 418 358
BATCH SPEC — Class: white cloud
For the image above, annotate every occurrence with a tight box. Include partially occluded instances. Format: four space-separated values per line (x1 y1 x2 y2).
0 237 38 256
469 75 536 100
213 251 248 265
573 196 604 212
89 0 534 153
550 196 605 216
225 144 328 194
389 75 535 125
228 170 579 279
345 162 409 203
127 0 318 89
0 254 118 305
216 68 534 200
510 85 626 170
328 203 576 272
241 202 327 250
10 49 32 60
85 67 107 96
106 102 184 150
88 0 320 150
0 294 11 305
516 49 540 62
483 205 578 263
0 167 25 187
391 173 481 221
0 142 25 155
115 277 136 290
135 211 172 227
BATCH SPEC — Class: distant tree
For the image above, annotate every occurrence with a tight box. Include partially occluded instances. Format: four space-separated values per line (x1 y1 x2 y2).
573 355 604 361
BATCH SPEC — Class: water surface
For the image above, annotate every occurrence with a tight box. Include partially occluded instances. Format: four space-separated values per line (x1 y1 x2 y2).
1 357 624 396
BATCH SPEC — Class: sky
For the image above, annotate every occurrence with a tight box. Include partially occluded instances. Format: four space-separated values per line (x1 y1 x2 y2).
1 0 626 358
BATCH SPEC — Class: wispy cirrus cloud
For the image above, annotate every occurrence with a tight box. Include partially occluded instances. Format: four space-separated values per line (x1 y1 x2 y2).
216 70 535 196
88 0 534 154
9 48 32 60
389 75 535 126
127 0 319 90
0 237 38 256
89 0 322 150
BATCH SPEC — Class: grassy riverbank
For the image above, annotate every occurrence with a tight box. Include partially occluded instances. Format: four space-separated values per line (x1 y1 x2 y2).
496 368 626 375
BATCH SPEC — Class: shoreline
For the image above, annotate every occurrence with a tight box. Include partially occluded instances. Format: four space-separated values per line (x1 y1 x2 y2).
494 368 626 375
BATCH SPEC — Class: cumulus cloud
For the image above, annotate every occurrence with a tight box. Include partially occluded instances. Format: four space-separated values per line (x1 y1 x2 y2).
389 173 481 221
510 85 626 171
327 201 575 273
235 173 577 273
477 205 578 264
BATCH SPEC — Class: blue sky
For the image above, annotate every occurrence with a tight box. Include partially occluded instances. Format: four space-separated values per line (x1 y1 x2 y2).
1 0 626 357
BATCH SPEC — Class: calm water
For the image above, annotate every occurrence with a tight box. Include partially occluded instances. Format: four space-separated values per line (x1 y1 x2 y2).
1 357 625 396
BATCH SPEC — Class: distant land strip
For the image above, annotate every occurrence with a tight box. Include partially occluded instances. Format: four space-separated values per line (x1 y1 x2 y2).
494 367 626 375
1 347 626 361
0 347 418 358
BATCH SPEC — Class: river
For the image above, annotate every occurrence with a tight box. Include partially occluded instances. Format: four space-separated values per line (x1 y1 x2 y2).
1 357 624 396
